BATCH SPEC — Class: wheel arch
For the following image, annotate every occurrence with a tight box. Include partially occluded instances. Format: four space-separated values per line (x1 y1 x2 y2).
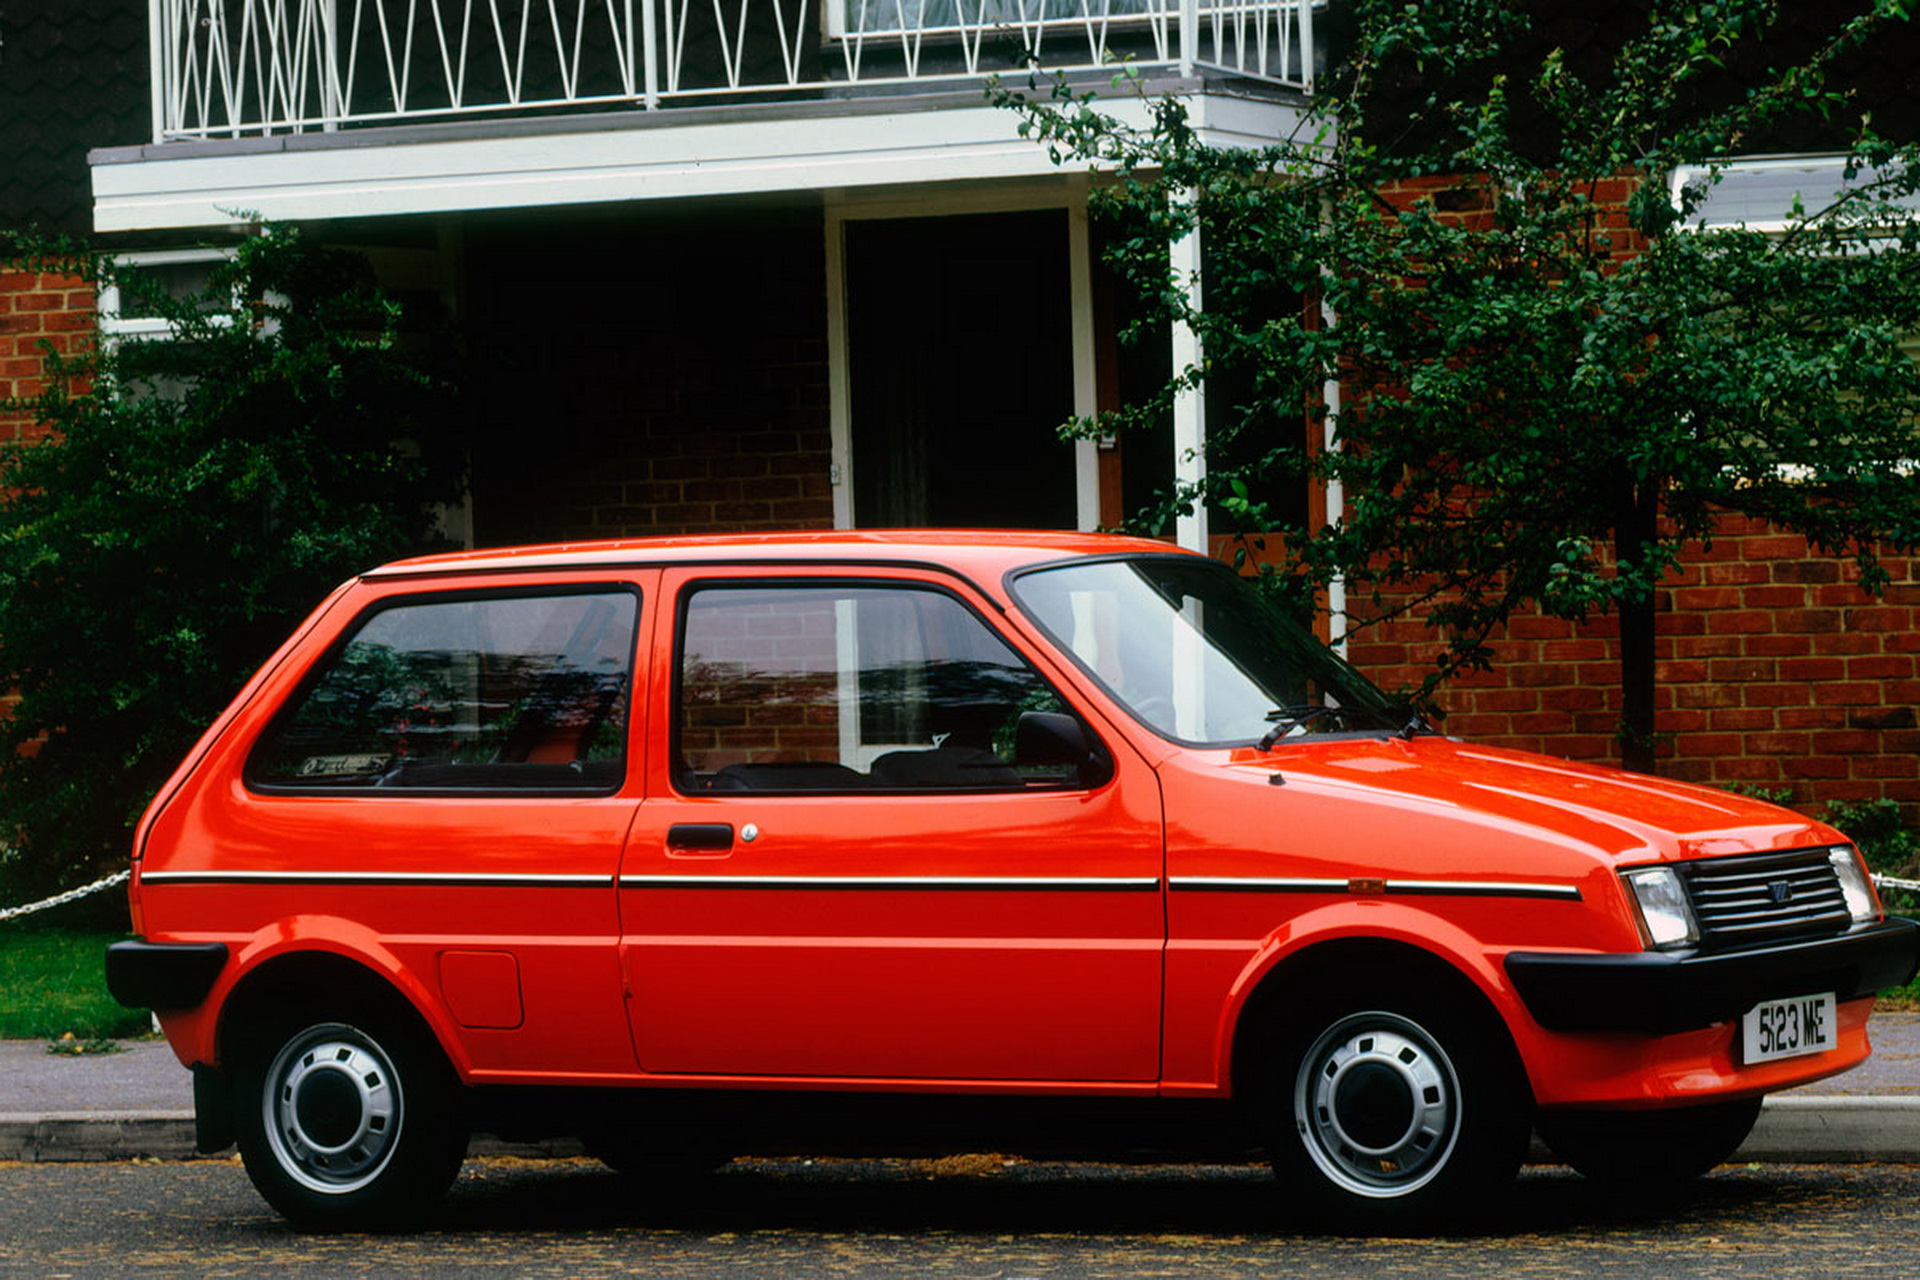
1226 935 1532 1110
215 948 460 1079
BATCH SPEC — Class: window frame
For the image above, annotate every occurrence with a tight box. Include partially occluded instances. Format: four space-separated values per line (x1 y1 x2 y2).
97 247 240 344
243 581 643 798
669 574 1106 798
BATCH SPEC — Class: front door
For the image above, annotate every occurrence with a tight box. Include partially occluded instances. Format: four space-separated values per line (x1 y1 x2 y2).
618 565 1164 1082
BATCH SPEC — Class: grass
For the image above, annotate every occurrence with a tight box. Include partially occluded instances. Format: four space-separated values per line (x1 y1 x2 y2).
0 928 150 1040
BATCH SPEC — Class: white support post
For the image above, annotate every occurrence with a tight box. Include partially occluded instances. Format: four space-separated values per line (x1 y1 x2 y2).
149 0 170 142
824 207 855 529
1178 0 1197 77
1069 195 1100 532
1298 0 1314 91
640 0 661 107
1170 195 1207 553
320 0 342 131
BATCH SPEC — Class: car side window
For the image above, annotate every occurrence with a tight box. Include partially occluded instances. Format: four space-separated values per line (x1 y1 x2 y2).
676 583 1097 792
248 588 638 791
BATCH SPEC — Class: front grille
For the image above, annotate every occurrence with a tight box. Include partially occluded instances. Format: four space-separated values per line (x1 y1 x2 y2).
1680 847 1852 949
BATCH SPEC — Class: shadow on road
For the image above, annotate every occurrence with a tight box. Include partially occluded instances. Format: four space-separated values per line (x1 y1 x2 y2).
426 1156 1836 1240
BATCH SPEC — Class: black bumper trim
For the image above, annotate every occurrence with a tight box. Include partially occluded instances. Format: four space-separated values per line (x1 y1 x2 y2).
104 939 229 1010
1505 917 1920 1034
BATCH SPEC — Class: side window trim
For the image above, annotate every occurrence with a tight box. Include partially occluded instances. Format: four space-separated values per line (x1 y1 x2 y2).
669 574 1109 798
243 581 643 797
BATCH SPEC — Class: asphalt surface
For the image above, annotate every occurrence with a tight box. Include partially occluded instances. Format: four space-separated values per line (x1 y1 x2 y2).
4 1013 1919 1162
5 1157 1920 1277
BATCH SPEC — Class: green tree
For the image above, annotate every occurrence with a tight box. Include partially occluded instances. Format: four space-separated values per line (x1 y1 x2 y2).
0 227 462 902
1001 0 1920 771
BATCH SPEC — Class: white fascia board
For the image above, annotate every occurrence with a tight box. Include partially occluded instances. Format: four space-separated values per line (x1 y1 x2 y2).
1671 153 1919 233
93 91 1307 232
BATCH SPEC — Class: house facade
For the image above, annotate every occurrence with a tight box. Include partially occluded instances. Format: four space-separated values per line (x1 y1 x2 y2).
83 0 1319 548
1 2 1914 813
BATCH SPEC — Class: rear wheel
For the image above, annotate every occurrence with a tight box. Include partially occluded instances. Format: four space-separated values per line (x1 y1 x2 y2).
1537 1098 1762 1185
232 1007 467 1230
1261 976 1530 1232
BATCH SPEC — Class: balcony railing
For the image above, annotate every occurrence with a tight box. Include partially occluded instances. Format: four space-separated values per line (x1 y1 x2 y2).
148 0 1315 140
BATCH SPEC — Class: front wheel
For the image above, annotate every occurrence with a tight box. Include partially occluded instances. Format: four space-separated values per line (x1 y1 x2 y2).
233 1010 468 1230
1537 1097 1762 1185
1262 980 1530 1232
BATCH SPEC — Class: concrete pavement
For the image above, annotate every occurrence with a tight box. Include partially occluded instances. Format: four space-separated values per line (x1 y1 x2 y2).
4 1015 1919 1163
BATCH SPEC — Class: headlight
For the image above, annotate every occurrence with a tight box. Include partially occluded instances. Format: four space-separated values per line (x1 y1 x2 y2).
1829 845 1882 925
1623 866 1698 950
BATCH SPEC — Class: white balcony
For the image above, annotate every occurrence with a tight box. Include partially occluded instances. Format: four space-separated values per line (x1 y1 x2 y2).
147 0 1314 139
95 0 1314 231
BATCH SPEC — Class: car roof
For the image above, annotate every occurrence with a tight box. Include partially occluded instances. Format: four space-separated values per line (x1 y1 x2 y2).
361 529 1192 582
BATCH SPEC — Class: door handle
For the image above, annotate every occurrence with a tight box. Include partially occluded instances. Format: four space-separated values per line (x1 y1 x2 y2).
666 823 734 852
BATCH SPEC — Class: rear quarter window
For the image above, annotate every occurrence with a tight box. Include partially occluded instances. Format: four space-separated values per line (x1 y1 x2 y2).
247 587 639 792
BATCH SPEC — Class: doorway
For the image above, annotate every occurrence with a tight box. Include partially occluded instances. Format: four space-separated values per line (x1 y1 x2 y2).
844 210 1077 529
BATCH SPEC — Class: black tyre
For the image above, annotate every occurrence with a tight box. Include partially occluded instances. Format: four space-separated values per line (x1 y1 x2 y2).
232 1009 468 1230
1262 976 1530 1232
1537 1097 1762 1185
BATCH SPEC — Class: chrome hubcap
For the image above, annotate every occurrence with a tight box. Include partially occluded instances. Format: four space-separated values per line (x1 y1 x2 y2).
1294 1012 1460 1198
263 1025 402 1195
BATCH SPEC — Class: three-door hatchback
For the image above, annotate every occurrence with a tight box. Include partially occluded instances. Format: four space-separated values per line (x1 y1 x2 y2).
107 531 1919 1230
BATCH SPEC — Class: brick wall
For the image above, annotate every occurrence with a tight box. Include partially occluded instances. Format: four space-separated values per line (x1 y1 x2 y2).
1343 174 1918 818
1343 512 1920 814
0 267 93 445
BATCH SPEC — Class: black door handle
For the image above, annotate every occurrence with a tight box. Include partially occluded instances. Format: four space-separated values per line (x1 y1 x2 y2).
666 823 734 852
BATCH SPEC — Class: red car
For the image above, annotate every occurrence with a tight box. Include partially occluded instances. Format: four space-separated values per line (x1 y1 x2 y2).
106 531 1918 1230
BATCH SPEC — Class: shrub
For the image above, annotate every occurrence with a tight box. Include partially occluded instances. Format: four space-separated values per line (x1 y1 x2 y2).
0 227 462 909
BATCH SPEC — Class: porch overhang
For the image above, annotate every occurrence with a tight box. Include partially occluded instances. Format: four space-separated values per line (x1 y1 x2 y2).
91 83 1305 233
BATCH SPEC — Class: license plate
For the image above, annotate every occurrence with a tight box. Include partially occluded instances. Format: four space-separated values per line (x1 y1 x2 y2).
1741 992 1837 1064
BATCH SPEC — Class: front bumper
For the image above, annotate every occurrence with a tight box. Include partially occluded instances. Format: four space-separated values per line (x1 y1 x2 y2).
1505 917 1920 1034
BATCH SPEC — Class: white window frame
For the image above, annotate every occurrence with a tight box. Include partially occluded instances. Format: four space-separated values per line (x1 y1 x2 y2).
96 247 239 343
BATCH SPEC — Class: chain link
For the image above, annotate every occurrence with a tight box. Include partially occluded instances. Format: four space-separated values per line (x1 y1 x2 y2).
0 869 131 923
1874 874 1920 894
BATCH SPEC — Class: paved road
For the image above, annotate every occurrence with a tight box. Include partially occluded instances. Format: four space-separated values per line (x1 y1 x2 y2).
2 1155 1917 1278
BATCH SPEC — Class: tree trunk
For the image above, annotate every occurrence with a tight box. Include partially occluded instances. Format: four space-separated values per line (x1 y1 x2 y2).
1615 484 1662 775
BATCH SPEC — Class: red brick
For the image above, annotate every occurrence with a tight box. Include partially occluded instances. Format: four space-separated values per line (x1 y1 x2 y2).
1706 610 1772 635
1742 535 1811 560
1774 560 1841 584
1812 683 1881 706
1708 709 1776 732
1779 657 1845 681
1742 586 1810 609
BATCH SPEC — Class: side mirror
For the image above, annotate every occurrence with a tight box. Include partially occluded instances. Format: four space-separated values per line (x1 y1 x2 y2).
1014 711 1113 787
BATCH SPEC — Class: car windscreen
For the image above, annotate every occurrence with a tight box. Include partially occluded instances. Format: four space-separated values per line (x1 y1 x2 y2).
1010 556 1406 747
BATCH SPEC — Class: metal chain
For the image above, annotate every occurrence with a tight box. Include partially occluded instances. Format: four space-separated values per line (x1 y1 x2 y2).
0 869 131 923
1874 874 1920 894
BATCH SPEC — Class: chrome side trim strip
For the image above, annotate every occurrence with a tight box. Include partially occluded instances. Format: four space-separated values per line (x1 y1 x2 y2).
618 875 1162 891
1170 876 1581 902
1386 879 1583 901
138 871 610 888
1169 877 1349 893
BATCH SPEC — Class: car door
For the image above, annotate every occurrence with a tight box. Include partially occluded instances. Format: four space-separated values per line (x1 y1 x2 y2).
618 565 1165 1083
